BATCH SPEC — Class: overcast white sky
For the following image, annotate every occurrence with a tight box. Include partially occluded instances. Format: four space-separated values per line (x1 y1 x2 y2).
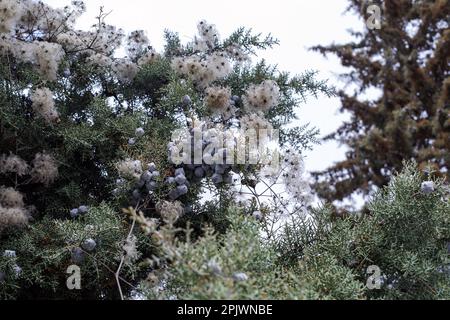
46 0 365 174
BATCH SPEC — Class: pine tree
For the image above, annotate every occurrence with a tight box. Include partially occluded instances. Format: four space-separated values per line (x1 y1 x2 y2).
312 0 450 205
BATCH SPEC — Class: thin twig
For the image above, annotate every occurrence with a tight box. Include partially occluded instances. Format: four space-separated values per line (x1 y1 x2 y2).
115 209 137 300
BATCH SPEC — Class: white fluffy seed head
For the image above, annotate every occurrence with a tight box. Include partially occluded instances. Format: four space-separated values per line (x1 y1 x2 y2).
112 58 138 82
34 42 65 81
122 235 139 264
205 86 232 116
126 30 150 60
30 152 59 185
0 153 29 176
242 80 280 113
196 20 220 48
0 186 24 208
171 52 231 89
30 87 59 123
0 205 29 234
156 200 184 224
0 0 24 33
137 49 160 66
116 159 142 181
240 113 273 132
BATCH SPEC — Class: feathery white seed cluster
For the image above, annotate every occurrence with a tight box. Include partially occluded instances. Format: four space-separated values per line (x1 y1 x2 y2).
30 152 59 185
169 19 252 101
0 1 160 83
191 20 220 51
30 87 59 123
0 0 83 81
0 38 65 81
205 86 233 116
281 149 312 204
0 0 24 33
0 153 29 176
137 49 159 66
85 53 113 68
126 30 149 60
87 51 156 81
156 200 184 224
0 186 29 234
116 159 143 181
225 44 250 64
122 235 139 265
0 186 24 208
172 52 232 89
56 24 123 55
239 113 274 132
111 58 139 82
242 80 280 113
0 152 58 186
34 41 65 81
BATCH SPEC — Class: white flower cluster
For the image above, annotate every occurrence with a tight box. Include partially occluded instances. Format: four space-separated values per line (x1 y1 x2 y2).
126 30 150 60
0 152 58 186
137 49 160 67
116 159 143 181
56 24 124 56
0 186 29 234
0 38 65 81
0 153 29 176
122 235 139 265
111 58 139 82
0 0 88 81
30 152 59 185
156 200 184 224
280 149 313 204
239 113 274 132
192 20 220 51
172 52 232 89
0 0 24 33
34 42 65 81
30 87 59 123
204 86 234 117
225 44 250 64
242 80 281 113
